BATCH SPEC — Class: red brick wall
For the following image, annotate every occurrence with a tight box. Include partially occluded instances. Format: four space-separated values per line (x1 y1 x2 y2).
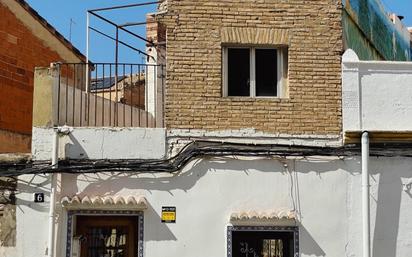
0 3 67 151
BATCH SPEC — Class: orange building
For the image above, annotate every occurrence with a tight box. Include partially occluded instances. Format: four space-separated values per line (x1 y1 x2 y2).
0 0 84 153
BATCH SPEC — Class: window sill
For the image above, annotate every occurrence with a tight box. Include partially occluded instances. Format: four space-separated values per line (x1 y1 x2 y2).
220 96 290 102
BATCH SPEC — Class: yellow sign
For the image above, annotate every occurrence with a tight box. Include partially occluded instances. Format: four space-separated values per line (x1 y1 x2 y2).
161 207 176 223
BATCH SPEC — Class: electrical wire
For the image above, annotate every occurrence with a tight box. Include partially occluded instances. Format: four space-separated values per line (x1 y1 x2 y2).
2 141 412 177
0 141 352 177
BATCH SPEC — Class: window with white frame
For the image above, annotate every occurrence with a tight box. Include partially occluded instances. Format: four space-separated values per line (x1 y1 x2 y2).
223 46 288 98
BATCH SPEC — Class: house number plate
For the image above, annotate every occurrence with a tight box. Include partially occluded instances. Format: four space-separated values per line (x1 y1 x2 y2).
34 193 45 203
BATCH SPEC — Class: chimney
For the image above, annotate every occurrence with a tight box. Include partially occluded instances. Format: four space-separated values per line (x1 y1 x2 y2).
146 10 166 65
146 15 166 46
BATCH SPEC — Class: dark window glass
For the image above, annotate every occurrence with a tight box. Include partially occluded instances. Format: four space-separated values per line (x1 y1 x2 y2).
232 230 294 257
256 49 278 96
228 48 250 96
76 216 138 257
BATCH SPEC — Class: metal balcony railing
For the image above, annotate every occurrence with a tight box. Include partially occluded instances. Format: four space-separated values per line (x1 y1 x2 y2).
55 63 165 128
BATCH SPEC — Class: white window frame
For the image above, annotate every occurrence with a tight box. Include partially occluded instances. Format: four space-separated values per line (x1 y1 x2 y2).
222 46 287 98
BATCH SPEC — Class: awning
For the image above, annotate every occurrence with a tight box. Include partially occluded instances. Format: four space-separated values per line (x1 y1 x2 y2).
230 210 296 224
61 195 148 210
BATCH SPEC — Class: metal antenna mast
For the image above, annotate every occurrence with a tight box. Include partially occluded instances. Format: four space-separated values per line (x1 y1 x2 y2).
69 18 76 43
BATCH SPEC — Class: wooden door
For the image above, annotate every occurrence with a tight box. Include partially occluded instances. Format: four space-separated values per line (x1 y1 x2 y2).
76 216 138 257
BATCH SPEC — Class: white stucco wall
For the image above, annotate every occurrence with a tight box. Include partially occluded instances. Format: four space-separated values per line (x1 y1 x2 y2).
32 127 166 160
342 49 412 132
9 156 412 257
12 174 51 257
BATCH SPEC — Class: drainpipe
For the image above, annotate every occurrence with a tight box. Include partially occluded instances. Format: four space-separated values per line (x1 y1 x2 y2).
48 129 59 257
361 131 371 257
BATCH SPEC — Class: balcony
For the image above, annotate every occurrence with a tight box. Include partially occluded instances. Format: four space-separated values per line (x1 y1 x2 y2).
36 62 165 128
32 63 166 161
342 49 412 143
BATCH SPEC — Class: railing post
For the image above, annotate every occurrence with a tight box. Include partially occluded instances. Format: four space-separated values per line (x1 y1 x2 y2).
160 64 165 128
115 27 119 127
56 64 61 126
85 12 90 92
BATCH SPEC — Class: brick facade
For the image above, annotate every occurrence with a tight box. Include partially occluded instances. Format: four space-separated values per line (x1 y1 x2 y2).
0 2 82 152
160 0 343 135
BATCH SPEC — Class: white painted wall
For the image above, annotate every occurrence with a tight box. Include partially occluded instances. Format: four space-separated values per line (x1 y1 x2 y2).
342 49 412 132
9 156 412 257
12 174 51 257
32 127 166 160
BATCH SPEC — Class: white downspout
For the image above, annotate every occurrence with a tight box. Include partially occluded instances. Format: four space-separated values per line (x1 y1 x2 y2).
48 129 58 257
361 131 371 257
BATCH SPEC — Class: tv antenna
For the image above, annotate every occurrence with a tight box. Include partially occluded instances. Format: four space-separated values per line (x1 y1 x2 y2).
69 18 76 43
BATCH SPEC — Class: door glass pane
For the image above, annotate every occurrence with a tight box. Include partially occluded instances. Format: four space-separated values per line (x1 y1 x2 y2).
255 49 278 96
86 226 128 257
76 216 137 257
262 239 283 257
228 48 250 96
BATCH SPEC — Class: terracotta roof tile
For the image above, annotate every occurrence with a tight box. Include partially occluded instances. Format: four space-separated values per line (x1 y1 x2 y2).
230 210 296 222
61 195 148 210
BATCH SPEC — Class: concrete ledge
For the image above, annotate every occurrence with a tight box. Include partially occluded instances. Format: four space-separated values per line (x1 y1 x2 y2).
32 127 166 160
167 129 342 147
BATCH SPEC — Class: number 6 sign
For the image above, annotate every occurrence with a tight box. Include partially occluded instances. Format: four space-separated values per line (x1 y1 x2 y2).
34 193 45 203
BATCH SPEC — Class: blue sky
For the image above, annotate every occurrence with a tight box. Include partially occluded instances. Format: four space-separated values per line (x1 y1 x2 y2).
26 0 157 63
26 0 412 63
379 0 412 26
